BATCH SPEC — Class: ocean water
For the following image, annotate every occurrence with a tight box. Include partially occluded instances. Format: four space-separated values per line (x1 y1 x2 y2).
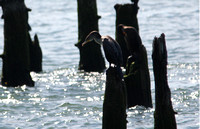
0 0 199 128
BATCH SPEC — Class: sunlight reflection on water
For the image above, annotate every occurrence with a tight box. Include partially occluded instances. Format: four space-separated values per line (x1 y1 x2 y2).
0 0 199 128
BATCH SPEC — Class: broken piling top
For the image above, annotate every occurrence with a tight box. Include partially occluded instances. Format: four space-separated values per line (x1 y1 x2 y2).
0 0 32 29
131 0 139 4
152 33 167 64
114 2 139 33
29 34 43 72
152 33 169 107
152 33 177 129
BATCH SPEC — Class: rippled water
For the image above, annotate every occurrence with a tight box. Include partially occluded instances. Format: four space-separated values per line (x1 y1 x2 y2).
0 0 199 128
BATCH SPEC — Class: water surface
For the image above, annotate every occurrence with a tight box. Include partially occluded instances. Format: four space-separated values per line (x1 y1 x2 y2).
0 0 199 128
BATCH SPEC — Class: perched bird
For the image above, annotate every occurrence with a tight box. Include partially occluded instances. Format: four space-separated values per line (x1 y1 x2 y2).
82 31 123 79
118 24 153 108
117 24 142 55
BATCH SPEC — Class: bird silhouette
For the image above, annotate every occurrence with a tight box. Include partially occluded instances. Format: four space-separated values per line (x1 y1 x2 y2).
82 31 123 79
117 24 142 55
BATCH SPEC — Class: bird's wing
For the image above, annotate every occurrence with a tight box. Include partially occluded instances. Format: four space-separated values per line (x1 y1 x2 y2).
124 27 142 50
108 36 123 66
103 36 123 66
115 40 123 66
102 37 118 65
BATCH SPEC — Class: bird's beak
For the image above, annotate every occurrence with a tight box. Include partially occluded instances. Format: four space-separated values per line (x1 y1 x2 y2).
82 40 91 46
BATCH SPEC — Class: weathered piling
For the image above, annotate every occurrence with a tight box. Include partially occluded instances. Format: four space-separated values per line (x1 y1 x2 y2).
118 25 152 108
114 2 139 67
75 0 105 72
103 67 127 129
0 0 34 86
124 45 152 108
29 34 42 72
152 34 177 129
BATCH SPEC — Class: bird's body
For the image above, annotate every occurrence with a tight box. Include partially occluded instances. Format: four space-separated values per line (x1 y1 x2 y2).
101 36 123 67
83 31 123 79
83 31 123 67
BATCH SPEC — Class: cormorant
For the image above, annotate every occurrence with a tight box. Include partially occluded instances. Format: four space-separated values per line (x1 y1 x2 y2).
118 24 153 108
117 24 142 55
82 31 123 79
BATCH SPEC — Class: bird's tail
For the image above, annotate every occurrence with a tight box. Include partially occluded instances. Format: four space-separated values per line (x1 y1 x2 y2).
116 66 124 80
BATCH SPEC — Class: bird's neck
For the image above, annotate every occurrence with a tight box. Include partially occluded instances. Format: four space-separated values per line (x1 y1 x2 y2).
94 37 103 45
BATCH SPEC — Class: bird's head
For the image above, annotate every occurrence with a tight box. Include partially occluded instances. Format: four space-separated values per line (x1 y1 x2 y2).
117 24 142 54
117 24 127 37
82 31 102 46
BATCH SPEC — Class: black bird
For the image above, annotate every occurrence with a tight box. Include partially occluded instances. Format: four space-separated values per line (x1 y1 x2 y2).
82 31 123 79
117 24 142 55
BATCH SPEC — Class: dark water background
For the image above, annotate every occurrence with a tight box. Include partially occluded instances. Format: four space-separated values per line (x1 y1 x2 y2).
0 0 199 128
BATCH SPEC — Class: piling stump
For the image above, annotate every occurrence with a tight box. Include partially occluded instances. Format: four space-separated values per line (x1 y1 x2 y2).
29 34 42 72
152 33 177 129
114 2 139 67
0 0 34 86
75 0 105 72
124 45 152 108
103 67 127 129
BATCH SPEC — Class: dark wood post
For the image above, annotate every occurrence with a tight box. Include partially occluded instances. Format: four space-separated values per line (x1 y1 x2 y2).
29 34 42 72
152 34 177 129
75 0 105 72
118 25 152 108
124 45 152 108
103 67 127 129
114 2 139 67
0 0 34 86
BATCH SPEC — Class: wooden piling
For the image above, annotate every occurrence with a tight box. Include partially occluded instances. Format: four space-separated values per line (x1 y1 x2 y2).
124 45 152 108
117 25 152 108
29 34 42 72
103 67 127 129
0 0 34 86
75 0 105 72
152 33 177 129
114 2 139 67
